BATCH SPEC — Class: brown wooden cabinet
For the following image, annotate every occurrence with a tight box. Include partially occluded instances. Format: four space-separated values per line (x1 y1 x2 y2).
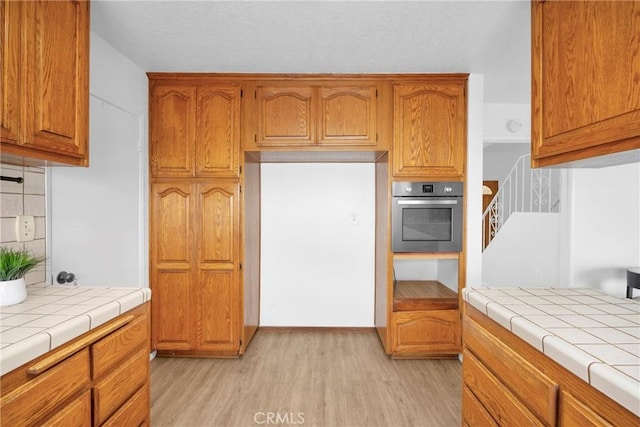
150 82 240 177
391 309 460 355
392 78 466 178
150 181 240 355
255 82 378 147
0 304 150 426
531 0 640 167
0 0 89 166
463 304 640 427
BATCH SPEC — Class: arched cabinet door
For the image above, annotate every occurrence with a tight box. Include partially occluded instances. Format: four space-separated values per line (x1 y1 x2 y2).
393 80 466 179
256 85 315 146
150 85 196 177
318 85 377 146
195 182 240 352
196 85 240 177
150 183 194 350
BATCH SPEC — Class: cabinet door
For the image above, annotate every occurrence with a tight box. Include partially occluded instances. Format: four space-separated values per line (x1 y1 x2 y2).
558 391 613 427
196 85 240 177
0 0 20 145
150 85 196 177
150 183 194 350
532 1 640 167
393 82 466 178
256 86 315 146
21 0 88 162
392 310 460 354
195 183 240 352
318 85 377 146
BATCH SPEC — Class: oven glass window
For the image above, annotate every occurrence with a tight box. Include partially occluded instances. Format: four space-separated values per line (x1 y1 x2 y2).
402 208 452 241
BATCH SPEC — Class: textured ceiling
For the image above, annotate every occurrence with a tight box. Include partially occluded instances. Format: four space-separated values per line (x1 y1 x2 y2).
91 0 531 103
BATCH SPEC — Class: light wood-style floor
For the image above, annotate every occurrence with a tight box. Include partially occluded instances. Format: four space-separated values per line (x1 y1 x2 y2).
150 330 462 427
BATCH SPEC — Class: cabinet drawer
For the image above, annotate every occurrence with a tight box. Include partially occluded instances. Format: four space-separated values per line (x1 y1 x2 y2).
392 310 460 354
559 391 613 427
464 317 558 425
93 347 148 425
463 350 544 426
462 386 497 427
0 348 90 426
101 383 149 427
41 390 92 427
92 314 147 380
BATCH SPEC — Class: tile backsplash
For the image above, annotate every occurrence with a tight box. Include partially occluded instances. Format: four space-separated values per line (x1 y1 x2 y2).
0 163 47 286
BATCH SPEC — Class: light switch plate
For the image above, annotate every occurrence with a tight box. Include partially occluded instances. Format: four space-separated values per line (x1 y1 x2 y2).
15 215 35 242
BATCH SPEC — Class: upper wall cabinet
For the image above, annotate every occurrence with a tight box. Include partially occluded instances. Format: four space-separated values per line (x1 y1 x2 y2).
149 82 240 178
0 0 89 166
531 0 640 167
253 82 379 147
393 78 467 179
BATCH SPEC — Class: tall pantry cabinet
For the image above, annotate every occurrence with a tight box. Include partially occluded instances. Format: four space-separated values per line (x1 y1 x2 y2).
149 78 245 356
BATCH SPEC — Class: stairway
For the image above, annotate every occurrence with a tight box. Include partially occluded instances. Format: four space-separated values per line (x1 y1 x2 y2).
482 154 561 251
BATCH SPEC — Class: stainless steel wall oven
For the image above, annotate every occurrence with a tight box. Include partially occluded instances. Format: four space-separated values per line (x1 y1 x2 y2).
391 182 463 253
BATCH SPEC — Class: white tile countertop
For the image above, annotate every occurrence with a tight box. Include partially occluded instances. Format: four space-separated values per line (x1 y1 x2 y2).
463 287 640 417
0 283 151 376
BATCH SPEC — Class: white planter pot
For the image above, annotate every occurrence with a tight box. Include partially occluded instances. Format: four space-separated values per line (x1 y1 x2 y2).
0 277 27 307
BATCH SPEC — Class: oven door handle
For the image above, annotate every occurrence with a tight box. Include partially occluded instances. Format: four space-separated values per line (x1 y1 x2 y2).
396 200 458 205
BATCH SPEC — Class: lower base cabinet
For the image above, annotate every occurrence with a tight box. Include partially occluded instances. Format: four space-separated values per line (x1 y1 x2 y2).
463 304 639 427
391 309 460 356
0 304 150 426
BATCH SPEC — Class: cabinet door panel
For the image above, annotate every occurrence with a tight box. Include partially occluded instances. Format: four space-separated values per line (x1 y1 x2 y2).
196 270 239 352
559 391 613 427
150 85 196 176
463 350 544 427
465 317 558 426
22 0 88 159
152 184 192 266
41 390 91 427
532 1 640 166
392 310 460 354
151 183 194 350
196 85 240 177
393 82 465 178
257 86 315 146
0 0 20 145
197 183 237 267
319 86 377 146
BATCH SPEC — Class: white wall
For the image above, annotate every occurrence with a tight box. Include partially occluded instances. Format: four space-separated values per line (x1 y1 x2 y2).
260 163 375 327
48 32 148 287
466 74 484 287
565 163 640 297
482 213 562 286
483 103 530 143
483 143 530 183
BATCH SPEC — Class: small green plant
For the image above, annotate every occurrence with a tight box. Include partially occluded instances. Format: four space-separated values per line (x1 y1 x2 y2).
0 247 44 281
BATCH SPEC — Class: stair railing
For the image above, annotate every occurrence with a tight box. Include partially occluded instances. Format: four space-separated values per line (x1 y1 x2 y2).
482 154 561 250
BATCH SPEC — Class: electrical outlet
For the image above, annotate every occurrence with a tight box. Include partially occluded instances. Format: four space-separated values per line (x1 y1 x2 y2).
15 215 35 242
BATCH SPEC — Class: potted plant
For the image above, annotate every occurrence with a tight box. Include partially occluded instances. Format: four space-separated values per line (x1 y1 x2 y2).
0 247 44 306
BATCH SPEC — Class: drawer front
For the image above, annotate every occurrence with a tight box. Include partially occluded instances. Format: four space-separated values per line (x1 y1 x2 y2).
463 350 544 427
559 391 613 427
462 386 498 427
93 347 148 425
92 314 148 380
464 317 558 425
0 349 90 426
392 310 460 354
101 383 149 427
42 390 92 427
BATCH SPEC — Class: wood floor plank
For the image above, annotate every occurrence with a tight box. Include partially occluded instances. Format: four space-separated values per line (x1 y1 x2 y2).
150 330 461 426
